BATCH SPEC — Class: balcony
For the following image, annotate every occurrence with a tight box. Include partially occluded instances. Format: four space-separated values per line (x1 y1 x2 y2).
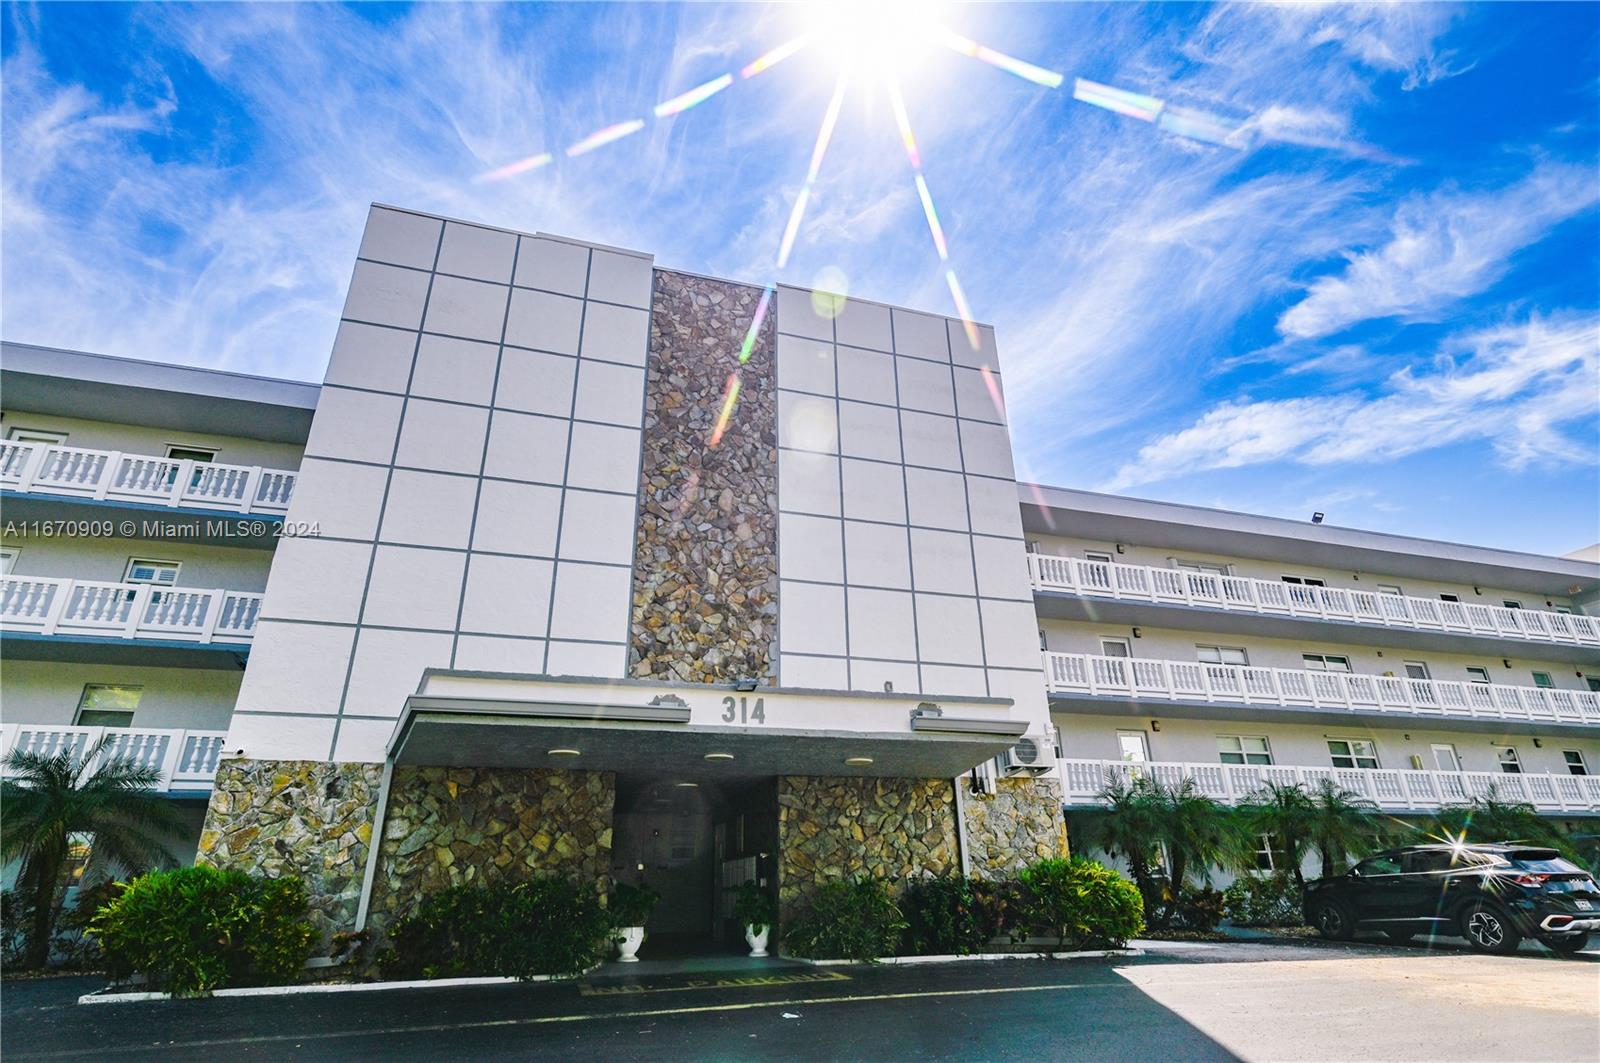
0 723 226 794
1028 555 1600 661
1059 758 1600 814
0 441 296 516
1 576 261 666
1044 651 1600 733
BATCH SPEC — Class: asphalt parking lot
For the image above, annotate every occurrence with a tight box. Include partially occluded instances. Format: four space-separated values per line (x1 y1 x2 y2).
4 935 1596 1062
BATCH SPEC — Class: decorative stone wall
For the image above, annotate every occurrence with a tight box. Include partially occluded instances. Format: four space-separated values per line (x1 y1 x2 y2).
776 776 959 918
962 777 1067 879
365 766 614 935
197 759 383 947
629 268 779 684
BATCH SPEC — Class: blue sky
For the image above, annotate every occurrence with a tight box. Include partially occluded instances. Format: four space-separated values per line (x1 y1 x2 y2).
3 2 1597 555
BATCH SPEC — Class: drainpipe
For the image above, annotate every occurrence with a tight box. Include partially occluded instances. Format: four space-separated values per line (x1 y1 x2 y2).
953 773 973 878
353 756 396 934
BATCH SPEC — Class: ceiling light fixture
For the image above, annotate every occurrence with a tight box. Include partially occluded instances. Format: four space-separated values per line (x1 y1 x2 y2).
547 748 581 757
675 781 700 788
704 752 735 761
844 756 874 766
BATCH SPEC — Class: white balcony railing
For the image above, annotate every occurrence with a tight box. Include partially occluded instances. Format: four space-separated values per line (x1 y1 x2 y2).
0 441 296 515
1 576 262 644
1027 555 1600 649
0 724 227 792
1043 652 1600 728
1060 758 1600 814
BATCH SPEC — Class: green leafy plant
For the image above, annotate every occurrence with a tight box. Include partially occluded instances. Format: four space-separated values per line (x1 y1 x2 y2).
381 877 612 981
1079 773 1162 915
731 881 777 933
2 737 183 968
1303 778 1383 879
88 866 316 995
1235 782 1316 889
50 878 125 969
899 874 1005 956
1 890 35 968
1222 873 1305 927
783 877 906 961
1167 884 1226 931
608 881 661 928
1431 791 1575 856
1018 857 1144 949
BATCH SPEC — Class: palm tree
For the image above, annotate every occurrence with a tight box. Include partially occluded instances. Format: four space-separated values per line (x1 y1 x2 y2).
1 738 182 968
1144 776 1236 928
1305 778 1380 879
1236 781 1315 889
1081 772 1161 912
1431 788 1572 854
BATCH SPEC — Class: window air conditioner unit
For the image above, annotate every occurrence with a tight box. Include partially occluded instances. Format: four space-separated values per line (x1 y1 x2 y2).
998 734 1054 778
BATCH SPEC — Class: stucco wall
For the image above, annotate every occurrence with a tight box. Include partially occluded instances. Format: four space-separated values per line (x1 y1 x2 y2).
1 659 243 729
0 535 274 592
0 411 306 470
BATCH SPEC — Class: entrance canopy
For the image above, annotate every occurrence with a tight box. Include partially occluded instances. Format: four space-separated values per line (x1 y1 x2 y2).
388 671 1029 779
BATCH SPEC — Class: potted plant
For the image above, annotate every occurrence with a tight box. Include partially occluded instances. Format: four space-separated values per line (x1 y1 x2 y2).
608 881 660 963
732 881 776 958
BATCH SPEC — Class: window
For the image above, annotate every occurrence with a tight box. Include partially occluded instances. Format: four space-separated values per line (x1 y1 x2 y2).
0 547 18 575
1117 731 1149 763
1556 605 1574 615
61 832 95 887
1497 747 1522 774
1502 599 1522 610
1355 854 1402 877
1038 629 1048 651
1564 751 1589 776
1532 672 1554 689
1404 661 1431 680
1217 735 1273 765
1197 645 1249 666
123 558 181 586
1084 550 1114 564
1403 851 1456 874
1465 666 1491 684
75 685 142 728
1099 637 1131 658
1302 653 1352 672
1280 575 1326 587
1175 560 1229 575
1439 593 1461 603
6 427 66 444
1251 834 1293 872
165 445 217 463
1377 584 1404 596
1328 739 1379 770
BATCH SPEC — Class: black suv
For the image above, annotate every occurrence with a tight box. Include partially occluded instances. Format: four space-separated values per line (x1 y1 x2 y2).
1304 843 1599 954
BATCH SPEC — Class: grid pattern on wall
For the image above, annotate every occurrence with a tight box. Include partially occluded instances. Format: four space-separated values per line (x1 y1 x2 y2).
231 206 651 762
771 285 1049 722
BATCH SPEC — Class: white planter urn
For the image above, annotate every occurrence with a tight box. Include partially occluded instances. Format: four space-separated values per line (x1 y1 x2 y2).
616 926 646 963
744 924 770 958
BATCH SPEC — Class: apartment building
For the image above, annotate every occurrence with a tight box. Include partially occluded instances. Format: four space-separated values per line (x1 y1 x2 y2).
2 202 1596 945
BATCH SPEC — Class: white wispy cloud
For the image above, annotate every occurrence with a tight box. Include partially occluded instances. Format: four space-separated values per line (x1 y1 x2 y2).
1103 312 1600 490
1277 162 1600 340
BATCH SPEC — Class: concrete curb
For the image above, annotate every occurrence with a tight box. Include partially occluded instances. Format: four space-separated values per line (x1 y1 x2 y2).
78 968 590 1005
798 947 1143 967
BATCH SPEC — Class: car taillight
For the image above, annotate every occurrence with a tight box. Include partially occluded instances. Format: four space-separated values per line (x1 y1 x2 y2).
1512 873 1548 887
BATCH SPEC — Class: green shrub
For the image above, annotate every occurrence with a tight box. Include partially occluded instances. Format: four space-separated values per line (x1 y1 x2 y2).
607 881 660 928
731 881 777 933
784 877 906 961
1 890 35 968
381 877 612 981
52 879 124 969
1018 857 1144 949
900 874 1008 955
88 866 316 995
1170 885 1226 931
1222 873 1304 927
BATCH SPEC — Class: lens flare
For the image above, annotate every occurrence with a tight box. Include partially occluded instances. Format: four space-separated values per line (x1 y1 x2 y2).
936 27 1064 89
944 269 980 351
740 34 812 79
654 74 735 118
1075 78 1243 149
914 175 948 261
1073 77 1162 122
566 119 647 158
887 80 922 174
738 286 774 364
709 372 742 448
475 152 553 184
777 75 850 269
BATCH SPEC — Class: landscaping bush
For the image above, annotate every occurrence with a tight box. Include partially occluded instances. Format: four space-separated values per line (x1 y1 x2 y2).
608 881 660 928
1222 873 1304 927
731 881 777 933
1018 857 1144 949
0 890 34 968
783 877 906 961
87 865 316 995
899 874 1007 956
51 879 124 969
1170 885 1226 931
380 877 612 981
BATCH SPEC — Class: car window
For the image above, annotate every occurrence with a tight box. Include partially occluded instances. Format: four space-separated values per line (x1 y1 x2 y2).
1357 855 1402 876
1403 851 1454 874
1509 854 1583 874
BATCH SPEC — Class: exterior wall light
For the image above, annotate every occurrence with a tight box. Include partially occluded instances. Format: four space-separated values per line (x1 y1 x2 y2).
1150 721 1161 732
1132 627 1142 638
844 756 874 766
675 781 699 788
734 677 759 692
704 752 735 761
547 748 581 757
1311 512 1324 524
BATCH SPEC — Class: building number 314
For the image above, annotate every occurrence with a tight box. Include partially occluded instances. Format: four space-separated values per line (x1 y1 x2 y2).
721 696 766 724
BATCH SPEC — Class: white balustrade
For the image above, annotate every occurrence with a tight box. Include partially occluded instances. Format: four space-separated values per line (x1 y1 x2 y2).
1027 555 1600 649
1058 757 1600 813
0 724 228 792
0 440 296 515
0 576 261 644
1042 651 1600 727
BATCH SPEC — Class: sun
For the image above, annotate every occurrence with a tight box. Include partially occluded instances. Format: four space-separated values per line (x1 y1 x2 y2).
802 0 953 82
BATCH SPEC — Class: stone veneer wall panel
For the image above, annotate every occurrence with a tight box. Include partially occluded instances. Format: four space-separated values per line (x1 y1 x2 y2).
197 759 384 948
629 269 778 683
365 766 615 935
962 777 1067 878
776 776 958 918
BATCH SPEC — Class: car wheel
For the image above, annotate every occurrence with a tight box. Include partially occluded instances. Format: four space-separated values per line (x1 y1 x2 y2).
1383 931 1416 945
1312 901 1355 941
1541 933 1589 956
1462 903 1522 955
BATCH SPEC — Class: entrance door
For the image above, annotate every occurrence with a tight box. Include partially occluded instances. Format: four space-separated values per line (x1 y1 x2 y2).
1117 730 1150 763
1431 744 1461 772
